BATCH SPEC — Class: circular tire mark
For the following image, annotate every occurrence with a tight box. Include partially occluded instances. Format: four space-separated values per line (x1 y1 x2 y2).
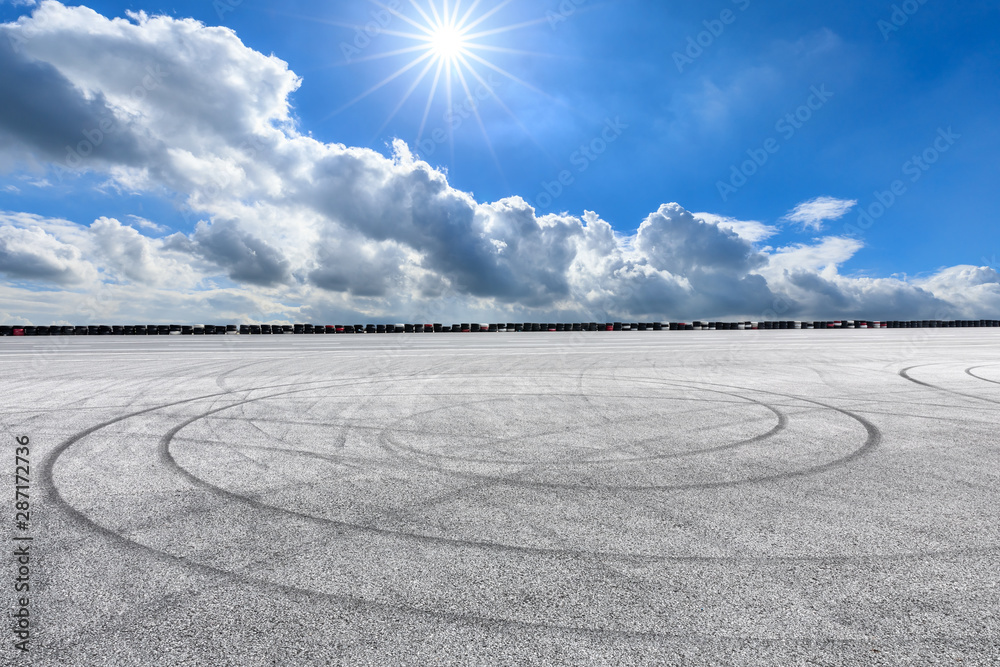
379 390 788 467
43 364 997 644
375 376 879 491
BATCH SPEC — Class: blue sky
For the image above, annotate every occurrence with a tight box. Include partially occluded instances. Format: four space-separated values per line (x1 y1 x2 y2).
1 0 998 323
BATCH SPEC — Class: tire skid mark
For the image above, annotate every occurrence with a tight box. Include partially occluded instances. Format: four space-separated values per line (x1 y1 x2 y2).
375 393 755 464
377 382 867 492
50 384 784 640
966 365 1000 387
372 377 646 529
41 367 399 515
379 391 788 468
45 376 645 637
160 383 895 562
163 397 985 565
219 442 370 474
44 359 996 646
157 388 623 559
900 365 1000 405
47 365 457 529
215 356 289 393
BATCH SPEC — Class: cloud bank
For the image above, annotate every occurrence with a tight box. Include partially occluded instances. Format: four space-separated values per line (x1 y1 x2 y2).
0 2 997 324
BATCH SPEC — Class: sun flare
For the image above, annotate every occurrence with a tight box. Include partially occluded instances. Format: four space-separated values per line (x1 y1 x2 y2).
333 0 556 174
427 24 468 61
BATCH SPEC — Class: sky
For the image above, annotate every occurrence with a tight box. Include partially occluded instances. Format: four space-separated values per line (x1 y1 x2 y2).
1 0 998 325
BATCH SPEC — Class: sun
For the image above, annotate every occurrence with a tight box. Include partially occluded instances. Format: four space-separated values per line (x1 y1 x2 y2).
331 1 556 174
427 23 468 61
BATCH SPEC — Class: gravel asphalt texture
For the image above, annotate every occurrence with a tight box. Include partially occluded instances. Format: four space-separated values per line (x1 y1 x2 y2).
1 330 998 666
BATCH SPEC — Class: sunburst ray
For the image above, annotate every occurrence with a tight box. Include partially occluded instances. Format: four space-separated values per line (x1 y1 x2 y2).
335 0 555 177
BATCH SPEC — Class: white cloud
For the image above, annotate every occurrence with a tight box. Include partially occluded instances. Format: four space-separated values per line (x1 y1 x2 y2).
783 196 858 231
913 266 1000 317
693 212 778 243
126 215 166 233
0 3 997 324
0 218 95 284
764 236 863 276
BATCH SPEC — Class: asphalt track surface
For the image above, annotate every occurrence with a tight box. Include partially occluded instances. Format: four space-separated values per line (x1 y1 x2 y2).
1 331 998 666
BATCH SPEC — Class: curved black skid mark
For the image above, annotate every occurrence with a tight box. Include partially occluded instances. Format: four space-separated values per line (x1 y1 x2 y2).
48 365 988 643
966 365 1000 387
900 365 1000 405
380 391 788 467
376 380 878 492
40 370 401 518
161 387 980 568
34 390 829 644
156 380 888 562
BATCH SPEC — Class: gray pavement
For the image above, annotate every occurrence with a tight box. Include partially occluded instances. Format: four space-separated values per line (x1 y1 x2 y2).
1 331 998 665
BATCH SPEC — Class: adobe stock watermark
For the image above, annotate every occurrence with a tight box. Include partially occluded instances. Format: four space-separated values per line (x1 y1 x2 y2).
843 127 959 238
673 0 752 74
878 0 931 40
894 307 953 360
26 329 74 373
79 285 117 323
213 0 245 21
339 1 401 63
54 64 169 181
718 295 796 366
531 117 628 211
414 72 504 160
167 131 269 226
547 0 589 30
6 4 59 55
716 85 834 202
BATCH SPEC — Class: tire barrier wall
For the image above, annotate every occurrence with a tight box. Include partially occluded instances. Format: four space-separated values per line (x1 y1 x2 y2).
1 320 998 336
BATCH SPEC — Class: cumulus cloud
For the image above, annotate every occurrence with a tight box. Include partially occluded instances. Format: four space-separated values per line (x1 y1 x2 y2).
0 212 197 287
783 196 858 231
0 34 148 170
914 266 1000 316
0 1 299 187
0 3 997 325
0 221 94 284
186 219 292 287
